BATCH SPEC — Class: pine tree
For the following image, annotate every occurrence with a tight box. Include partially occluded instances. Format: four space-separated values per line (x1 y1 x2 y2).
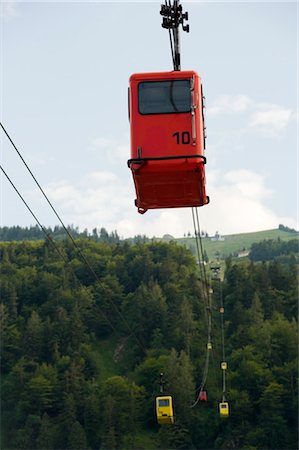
23 310 44 360
84 388 102 449
67 420 88 450
166 349 195 425
36 413 56 449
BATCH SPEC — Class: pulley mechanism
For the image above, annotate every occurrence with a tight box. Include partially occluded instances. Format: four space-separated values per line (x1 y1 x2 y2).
159 372 165 393
160 0 189 71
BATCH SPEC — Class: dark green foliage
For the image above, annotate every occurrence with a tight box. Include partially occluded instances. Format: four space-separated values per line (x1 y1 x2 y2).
0 225 121 243
156 422 195 449
67 420 88 449
278 224 297 233
36 413 56 449
122 280 168 345
249 238 298 261
0 237 298 449
99 376 145 449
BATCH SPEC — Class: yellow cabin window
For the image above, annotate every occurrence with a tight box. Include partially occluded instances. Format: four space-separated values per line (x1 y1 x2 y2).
158 399 169 407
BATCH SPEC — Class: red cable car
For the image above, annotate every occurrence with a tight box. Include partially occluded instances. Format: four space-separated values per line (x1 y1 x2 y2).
199 390 207 402
128 70 209 214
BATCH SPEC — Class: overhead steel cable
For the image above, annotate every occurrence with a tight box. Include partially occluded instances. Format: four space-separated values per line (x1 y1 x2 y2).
211 266 228 403
190 207 213 408
219 277 227 401
191 207 211 310
0 123 146 353
0 163 121 337
191 208 205 287
168 28 176 69
0 164 63 257
219 281 225 366
0 121 86 256
194 207 210 292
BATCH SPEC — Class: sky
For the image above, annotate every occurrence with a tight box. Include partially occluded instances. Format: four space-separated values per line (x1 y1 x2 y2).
0 0 297 238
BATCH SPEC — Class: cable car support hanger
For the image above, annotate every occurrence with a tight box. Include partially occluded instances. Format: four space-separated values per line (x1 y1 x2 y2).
160 0 189 71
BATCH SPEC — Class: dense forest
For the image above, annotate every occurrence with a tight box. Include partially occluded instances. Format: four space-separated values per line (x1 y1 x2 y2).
0 235 298 449
0 226 143 244
249 239 298 262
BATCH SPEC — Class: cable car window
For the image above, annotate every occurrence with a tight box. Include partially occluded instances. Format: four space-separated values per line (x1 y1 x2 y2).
158 399 170 407
138 80 191 114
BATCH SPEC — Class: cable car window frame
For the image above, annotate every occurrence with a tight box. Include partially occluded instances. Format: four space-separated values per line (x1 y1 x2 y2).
138 79 192 115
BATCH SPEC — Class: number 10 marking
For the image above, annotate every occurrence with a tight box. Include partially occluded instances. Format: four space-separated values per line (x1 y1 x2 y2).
172 131 191 145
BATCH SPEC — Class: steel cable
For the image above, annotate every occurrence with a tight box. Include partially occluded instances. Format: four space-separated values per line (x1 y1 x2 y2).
0 123 146 353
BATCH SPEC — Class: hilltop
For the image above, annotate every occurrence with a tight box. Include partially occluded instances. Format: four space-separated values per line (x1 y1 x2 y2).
175 227 298 262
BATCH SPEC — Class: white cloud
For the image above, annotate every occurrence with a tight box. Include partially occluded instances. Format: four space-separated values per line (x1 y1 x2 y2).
42 170 134 229
222 170 271 199
207 94 293 137
84 171 118 185
90 135 129 166
116 210 194 239
208 95 252 116
249 105 293 136
29 168 297 239
200 169 297 235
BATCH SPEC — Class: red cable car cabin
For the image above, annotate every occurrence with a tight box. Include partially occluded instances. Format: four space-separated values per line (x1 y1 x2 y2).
128 70 209 214
199 390 207 402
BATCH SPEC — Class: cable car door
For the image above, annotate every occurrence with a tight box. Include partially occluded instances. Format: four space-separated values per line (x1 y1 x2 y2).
132 74 200 160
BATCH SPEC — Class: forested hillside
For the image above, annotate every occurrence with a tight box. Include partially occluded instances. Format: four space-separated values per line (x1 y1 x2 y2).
0 237 298 449
0 225 122 244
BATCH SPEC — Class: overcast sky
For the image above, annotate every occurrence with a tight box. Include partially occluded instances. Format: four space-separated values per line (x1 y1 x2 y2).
0 0 297 238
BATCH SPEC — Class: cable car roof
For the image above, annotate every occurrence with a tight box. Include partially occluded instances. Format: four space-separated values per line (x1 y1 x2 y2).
129 70 200 82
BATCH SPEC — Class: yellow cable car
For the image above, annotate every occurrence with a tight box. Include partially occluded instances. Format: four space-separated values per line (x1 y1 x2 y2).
156 396 174 424
219 402 229 417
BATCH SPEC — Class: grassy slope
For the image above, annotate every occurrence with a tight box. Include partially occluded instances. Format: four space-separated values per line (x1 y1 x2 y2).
176 228 298 262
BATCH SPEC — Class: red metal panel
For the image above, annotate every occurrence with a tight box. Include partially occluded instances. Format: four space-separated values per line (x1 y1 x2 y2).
128 71 208 213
